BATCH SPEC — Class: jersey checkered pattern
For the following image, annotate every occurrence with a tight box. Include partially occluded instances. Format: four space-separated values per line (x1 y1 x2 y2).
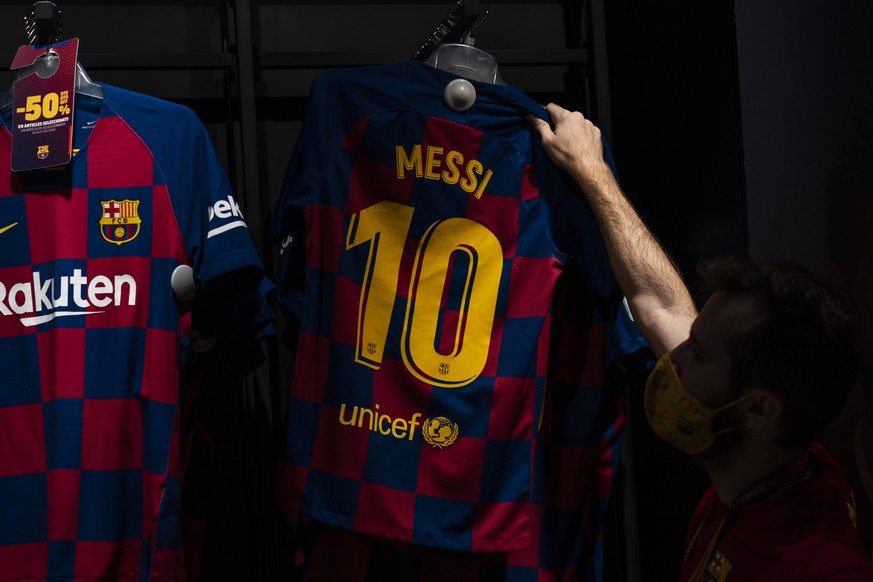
271 61 644 555
292 267 644 581
0 86 267 581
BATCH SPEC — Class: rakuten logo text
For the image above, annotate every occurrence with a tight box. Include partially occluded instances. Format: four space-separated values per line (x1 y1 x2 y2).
0 269 137 327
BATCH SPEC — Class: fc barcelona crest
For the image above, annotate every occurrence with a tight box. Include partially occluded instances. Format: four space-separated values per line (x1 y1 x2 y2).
99 199 142 245
37 145 49 160
705 549 733 582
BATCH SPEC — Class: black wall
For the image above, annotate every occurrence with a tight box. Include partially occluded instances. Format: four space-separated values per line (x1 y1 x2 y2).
735 0 873 273
605 0 873 579
605 2 746 579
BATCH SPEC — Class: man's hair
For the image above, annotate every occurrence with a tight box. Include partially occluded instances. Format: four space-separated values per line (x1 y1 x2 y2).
827 106 873 279
698 257 857 449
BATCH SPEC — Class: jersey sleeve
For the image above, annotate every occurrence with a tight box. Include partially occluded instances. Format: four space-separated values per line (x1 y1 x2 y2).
105 86 274 338
268 69 373 320
526 114 647 361
268 78 333 319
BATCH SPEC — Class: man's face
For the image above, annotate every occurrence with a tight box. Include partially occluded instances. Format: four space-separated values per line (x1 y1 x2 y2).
667 292 765 462
669 291 761 409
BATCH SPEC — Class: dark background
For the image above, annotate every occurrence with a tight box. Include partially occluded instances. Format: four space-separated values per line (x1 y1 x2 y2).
2 1 872 580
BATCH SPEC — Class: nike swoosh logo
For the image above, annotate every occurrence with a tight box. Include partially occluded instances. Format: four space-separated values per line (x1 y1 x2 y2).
20 310 105 327
0 222 18 235
86 120 97 126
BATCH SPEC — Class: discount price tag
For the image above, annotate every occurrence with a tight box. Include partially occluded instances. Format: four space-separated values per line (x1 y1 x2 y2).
9 38 78 171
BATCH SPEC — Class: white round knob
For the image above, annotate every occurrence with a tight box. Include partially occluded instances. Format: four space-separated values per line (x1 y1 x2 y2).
444 78 476 113
171 264 197 301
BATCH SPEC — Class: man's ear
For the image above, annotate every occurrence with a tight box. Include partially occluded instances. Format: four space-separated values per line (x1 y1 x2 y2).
742 389 783 428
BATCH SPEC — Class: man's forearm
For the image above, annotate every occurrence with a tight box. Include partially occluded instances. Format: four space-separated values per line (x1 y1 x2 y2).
574 163 696 355
528 104 696 354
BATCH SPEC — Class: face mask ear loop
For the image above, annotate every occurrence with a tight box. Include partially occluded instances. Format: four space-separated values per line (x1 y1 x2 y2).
712 389 763 417
709 389 763 436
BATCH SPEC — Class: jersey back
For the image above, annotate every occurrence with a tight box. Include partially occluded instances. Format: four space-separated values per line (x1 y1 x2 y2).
271 61 626 553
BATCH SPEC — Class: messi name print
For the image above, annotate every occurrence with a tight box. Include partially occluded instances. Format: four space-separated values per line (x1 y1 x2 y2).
271 61 642 554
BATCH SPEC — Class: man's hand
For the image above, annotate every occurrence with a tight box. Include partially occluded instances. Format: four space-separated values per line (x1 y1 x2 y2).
528 102 696 356
527 103 611 183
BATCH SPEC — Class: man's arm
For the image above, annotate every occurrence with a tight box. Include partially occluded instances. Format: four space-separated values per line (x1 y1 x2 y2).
528 103 695 356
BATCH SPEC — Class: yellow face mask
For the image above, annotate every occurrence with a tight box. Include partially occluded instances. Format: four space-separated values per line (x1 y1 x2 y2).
645 353 759 456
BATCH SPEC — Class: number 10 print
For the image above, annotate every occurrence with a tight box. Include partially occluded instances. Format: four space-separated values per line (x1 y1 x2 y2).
346 200 503 388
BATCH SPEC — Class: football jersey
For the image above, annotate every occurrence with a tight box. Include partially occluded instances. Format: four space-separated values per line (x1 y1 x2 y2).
820 417 873 558
270 60 644 554
292 268 645 581
0 86 269 581
680 444 873 582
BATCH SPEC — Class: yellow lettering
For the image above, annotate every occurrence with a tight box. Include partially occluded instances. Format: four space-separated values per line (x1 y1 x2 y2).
408 413 422 441
396 144 492 198
442 150 462 184
392 417 408 439
474 169 493 199
337 406 425 443
339 403 358 426
425 146 444 180
460 159 483 193
359 407 374 430
396 145 423 179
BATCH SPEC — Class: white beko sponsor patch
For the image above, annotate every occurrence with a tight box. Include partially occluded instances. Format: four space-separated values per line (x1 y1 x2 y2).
207 195 247 239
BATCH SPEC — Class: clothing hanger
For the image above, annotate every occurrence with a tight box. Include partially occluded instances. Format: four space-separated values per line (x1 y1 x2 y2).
425 41 504 85
0 1 103 111
74 62 103 99
29 1 103 99
415 0 505 85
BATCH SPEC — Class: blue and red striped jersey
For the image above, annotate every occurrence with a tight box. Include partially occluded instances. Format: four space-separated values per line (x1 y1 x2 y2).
270 61 646 556
0 85 268 581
